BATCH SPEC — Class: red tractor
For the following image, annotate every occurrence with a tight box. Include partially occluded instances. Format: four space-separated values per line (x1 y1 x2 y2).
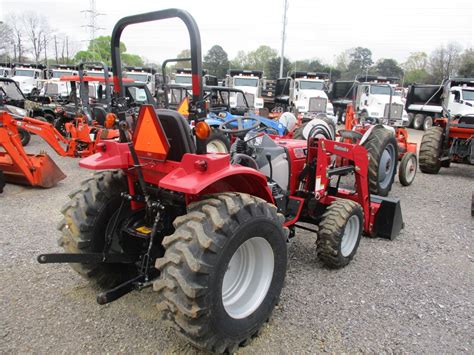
37 9 404 353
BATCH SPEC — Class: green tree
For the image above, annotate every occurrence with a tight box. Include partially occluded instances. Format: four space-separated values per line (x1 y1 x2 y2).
246 45 278 75
122 53 144 67
347 47 373 78
267 56 291 79
230 50 248 69
403 52 429 84
428 42 462 83
458 48 474 77
372 58 404 78
204 45 229 78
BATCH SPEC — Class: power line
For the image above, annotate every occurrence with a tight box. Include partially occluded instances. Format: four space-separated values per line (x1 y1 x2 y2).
81 0 105 59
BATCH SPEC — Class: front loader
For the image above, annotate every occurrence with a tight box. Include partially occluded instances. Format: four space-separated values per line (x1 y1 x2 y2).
37 9 404 353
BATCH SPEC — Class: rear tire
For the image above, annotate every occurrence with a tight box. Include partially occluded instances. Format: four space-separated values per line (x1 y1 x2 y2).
155 192 287 353
206 128 230 153
362 126 398 196
57 170 137 288
419 127 443 174
413 113 425 130
398 152 417 186
317 199 363 268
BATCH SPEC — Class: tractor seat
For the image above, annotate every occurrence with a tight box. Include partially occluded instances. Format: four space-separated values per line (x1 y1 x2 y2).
156 109 196 161
338 129 363 143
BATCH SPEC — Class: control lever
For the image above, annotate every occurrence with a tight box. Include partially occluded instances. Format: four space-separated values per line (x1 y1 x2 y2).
265 153 273 181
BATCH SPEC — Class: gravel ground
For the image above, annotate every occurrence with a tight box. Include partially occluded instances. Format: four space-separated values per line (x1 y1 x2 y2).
1 129 473 353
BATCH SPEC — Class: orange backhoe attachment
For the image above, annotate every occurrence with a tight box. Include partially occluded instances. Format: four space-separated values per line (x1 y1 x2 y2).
0 112 66 188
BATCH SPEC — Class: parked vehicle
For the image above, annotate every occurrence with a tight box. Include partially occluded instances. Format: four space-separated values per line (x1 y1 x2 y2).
0 63 13 78
353 75 409 126
11 63 46 95
274 71 334 118
406 78 474 130
224 69 265 112
124 66 156 94
329 80 356 123
36 9 404 354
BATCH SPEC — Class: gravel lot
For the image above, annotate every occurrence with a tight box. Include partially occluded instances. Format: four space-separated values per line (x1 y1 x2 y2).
1 129 473 353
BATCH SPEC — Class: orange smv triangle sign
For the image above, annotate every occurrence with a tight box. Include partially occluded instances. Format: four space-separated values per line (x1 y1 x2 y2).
132 105 170 161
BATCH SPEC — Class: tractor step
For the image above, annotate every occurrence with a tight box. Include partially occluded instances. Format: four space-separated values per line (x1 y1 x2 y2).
328 166 354 176
37 253 139 264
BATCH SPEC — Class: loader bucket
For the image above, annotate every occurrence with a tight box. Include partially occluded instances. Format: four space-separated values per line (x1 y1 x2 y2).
0 152 66 188
371 195 404 240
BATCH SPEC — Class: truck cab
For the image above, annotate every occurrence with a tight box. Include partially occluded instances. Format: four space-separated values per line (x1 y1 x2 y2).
124 66 156 94
276 72 334 118
40 65 78 99
355 76 409 126
447 81 474 116
11 63 46 95
0 64 12 78
225 69 264 112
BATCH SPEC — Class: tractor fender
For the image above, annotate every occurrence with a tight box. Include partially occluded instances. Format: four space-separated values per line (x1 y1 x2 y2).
159 153 273 203
359 124 395 145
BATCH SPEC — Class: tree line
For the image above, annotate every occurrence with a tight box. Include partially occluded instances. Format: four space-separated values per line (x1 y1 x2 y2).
1 12 473 84
200 44 474 85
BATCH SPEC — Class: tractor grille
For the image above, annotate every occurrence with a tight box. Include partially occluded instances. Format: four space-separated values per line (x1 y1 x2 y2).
243 93 255 107
384 103 404 119
308 97 327 113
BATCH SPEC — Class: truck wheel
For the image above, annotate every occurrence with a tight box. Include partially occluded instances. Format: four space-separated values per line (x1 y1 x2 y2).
57 171 138 288
155 192 287 353
337 110 344 124
423 116 433 131
413 113 425 130
317 199 363 268
419 126 444 174
363 126 398 196
407 113 415 127
206 128 230 153
398 152 417 186
43 113 56 124
19 129 31 146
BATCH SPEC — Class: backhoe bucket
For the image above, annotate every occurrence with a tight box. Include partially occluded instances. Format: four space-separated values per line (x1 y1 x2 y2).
0 151 66 188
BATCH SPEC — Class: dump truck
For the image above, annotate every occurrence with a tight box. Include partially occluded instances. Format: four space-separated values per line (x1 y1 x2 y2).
11 63 46 95
225 69 265 111
406 78 474 130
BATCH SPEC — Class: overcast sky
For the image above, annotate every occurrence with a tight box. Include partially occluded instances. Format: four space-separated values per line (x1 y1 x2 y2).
1 0 473 65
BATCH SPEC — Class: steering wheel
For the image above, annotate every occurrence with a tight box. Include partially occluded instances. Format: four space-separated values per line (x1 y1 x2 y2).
218 116 261 136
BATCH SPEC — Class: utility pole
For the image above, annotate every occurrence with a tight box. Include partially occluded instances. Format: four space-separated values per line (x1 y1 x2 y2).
43 34 47 64
66 36 69 63
54 35 58 63
81 0 105 59
279 0 289 78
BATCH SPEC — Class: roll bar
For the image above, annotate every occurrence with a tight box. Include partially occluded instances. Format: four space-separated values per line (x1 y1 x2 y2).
110 9 205 120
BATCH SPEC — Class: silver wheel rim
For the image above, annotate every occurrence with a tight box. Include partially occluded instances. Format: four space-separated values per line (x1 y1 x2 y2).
378 143 396 190
404 155 417 183
207 139 228 153
222 237 274 319
424 117 432 130
341 215 360 257
414 115 423 128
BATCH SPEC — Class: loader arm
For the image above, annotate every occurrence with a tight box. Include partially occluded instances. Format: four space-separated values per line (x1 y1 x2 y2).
1 113 69 156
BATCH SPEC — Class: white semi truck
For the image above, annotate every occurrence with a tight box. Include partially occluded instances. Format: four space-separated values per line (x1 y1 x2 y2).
11 63 46 95
40 64 78 99
225 69 264 112
124 66 156 94
354 75 409 127
275 71 334 118
405 78 474 130
0 63 13 78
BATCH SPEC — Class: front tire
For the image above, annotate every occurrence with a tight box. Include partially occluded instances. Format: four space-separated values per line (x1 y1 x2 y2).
57 170 137 288
155 192 287 353
206 128 230 153
317 199 363 268
398 152 417 186
363 126 398 196
419 126 444 174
